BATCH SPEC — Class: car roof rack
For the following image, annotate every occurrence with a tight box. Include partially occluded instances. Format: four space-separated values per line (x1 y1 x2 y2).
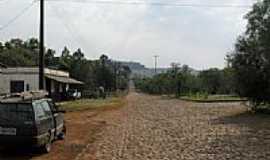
0 90 48 103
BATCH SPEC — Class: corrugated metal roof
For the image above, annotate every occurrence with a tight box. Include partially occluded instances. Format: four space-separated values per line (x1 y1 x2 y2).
45 75 84 85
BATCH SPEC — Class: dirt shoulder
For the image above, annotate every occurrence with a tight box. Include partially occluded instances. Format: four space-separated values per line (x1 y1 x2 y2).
0 97 126 160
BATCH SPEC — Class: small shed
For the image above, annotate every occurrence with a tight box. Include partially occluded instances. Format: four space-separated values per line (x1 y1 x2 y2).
0 67 83 100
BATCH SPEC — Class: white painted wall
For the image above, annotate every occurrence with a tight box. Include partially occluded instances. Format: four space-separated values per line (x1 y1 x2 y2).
0 73 39 94
0 67 74 94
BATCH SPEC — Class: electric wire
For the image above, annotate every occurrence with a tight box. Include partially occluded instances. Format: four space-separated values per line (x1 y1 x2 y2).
0 0 37 31
45 0 253 8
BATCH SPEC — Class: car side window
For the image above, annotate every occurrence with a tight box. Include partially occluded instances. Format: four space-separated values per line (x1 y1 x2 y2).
33 102 46 120
40 101 52 117
47 100 57 112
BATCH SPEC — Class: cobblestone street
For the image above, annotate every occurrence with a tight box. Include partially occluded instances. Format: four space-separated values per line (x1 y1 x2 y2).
79 91 270 160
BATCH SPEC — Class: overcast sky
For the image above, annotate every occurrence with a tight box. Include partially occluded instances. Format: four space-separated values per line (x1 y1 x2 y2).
0 0 256 69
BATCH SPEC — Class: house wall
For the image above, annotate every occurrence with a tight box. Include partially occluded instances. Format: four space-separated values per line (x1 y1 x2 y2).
0 73 39 94
0 67 74 95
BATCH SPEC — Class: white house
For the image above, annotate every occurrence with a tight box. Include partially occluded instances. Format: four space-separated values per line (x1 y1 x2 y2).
0 67 83 100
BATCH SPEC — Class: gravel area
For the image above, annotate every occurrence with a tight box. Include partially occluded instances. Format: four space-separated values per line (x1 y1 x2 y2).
79 92 270 160
1 91 270 160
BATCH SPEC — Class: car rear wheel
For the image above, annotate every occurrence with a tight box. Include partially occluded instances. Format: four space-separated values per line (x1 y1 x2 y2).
41 132 52 153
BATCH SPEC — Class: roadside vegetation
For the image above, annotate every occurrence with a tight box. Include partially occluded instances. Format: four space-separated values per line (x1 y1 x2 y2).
59 97 126 112
181 95 245 102
135 0 270 112
134 65 237 101
227 0 270 111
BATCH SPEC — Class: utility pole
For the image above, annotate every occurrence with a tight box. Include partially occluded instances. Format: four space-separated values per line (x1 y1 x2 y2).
154 55 159 74
39 0 45 90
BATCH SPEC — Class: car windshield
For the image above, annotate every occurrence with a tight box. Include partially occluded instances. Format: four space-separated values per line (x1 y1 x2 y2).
0 103 34 123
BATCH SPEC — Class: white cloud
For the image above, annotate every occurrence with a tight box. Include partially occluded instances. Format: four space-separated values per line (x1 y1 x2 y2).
0 0 256 69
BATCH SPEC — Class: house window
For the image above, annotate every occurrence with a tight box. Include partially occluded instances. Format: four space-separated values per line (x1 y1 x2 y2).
10 81 24 93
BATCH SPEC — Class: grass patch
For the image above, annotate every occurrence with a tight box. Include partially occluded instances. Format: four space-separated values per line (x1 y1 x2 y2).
59 97 125 112
181 95 247 102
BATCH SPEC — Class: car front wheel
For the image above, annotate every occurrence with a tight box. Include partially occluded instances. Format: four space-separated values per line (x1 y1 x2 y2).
58 125 66 140
43 141 52 153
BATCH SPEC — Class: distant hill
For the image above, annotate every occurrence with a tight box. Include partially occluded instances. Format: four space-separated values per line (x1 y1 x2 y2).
118 61 146 70
118 61 198 78
118 61 166 77
131 68 169 78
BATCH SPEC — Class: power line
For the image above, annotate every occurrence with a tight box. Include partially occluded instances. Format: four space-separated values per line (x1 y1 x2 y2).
47 2 84 48
0 0 37 32
45 0 252 8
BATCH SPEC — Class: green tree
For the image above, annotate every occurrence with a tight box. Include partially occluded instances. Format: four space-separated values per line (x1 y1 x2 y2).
0 38 39 66
96 55 114 91
73 48 84 61
229 0 270 110
59 46 72 70
100 54 109 65
0 42 3 52
199 68 222 94
4 42 12 50
45 49 56 67
9 38 23 48
24 38 39 50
